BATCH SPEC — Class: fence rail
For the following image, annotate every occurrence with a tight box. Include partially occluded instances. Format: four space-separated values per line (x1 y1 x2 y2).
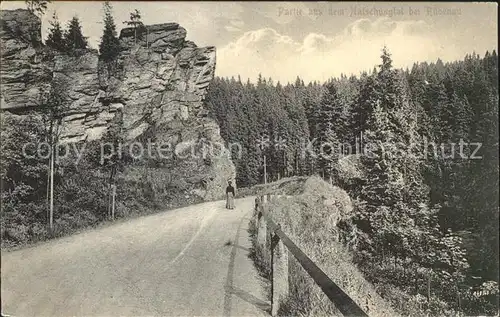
254 194 368 317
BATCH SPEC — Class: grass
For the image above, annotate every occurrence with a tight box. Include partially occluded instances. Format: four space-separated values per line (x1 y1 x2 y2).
247 217 272 300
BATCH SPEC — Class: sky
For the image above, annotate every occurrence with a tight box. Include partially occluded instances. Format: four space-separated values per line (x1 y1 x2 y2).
1 1 498 84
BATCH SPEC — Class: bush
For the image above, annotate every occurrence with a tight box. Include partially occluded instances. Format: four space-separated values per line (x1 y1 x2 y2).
0 121 213 249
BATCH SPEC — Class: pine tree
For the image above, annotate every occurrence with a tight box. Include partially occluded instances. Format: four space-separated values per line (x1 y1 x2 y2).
352 73 377 149
314 82 341 180
356 48 462 273
282 82 309 176
407 63 433 138
45 11 66 52
294 76 303 88
123 9 145 44
336 74 358 148
99 1 121 62
64 16 88 50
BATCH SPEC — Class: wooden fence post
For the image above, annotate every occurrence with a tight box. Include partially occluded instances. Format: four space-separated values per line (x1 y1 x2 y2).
254 196 260 216
257 212 267 250
253 192 369 317
271 227 289 316
253 196 261 228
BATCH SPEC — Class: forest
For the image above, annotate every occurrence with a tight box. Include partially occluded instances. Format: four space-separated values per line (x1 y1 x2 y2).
205 48 499 315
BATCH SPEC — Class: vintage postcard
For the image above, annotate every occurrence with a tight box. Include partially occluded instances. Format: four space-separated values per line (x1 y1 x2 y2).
1 1 498 316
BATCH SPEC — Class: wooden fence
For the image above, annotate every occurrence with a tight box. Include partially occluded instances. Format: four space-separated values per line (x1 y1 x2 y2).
254 193 368 317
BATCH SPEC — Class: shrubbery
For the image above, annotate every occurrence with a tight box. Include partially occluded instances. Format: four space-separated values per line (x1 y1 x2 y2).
0 113 211 249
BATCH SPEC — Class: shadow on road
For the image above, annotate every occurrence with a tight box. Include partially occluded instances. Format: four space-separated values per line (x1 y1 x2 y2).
230 285 271 314
230 243 250 253
223 212 269 316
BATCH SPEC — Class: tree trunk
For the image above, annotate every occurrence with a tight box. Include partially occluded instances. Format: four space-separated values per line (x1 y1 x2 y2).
263 155 267 184
427 274 431 307
111 184 116 220
46 163 50 220
46 120 53 220
107 182 111 218
295 151 299 175
49 140 54 232
49 121 61 232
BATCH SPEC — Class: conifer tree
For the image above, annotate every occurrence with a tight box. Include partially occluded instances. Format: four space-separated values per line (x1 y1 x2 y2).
64 16 88 50
99 1 120 62
45 11 66 52
357 47 456 270
315 82 341 180
352 73 377 147
123 9 145 44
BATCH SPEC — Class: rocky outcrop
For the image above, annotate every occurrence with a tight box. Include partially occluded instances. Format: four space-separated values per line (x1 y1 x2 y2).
0 9 235 200
0 9 50 110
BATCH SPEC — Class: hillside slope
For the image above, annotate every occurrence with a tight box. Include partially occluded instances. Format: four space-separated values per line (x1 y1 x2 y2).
250 176 399 316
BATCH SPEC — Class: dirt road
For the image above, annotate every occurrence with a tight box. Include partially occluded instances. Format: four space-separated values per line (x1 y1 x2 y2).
1 197 269 316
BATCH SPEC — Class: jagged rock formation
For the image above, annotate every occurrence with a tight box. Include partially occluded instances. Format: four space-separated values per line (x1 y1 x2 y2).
0 9 50 110
0 9 235 200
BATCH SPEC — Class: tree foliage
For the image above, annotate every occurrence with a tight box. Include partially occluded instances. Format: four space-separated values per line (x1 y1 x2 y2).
205 48 499 315
45 13 89 53
98 1 120 62
45 11 66 51
123 9 145 44
64 16 88 50
25 0 50 16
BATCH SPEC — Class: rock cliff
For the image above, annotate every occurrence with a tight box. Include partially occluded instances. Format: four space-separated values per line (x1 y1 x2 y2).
0 9 235 200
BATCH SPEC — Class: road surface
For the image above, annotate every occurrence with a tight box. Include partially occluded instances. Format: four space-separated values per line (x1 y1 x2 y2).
1 197 270 316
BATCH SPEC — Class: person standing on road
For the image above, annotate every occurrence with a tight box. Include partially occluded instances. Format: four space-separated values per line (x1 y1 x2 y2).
226 180 235 209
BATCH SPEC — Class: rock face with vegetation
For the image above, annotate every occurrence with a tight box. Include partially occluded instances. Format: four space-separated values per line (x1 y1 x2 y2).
1 9 234 201
0 9 235 247
0 9 49 109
